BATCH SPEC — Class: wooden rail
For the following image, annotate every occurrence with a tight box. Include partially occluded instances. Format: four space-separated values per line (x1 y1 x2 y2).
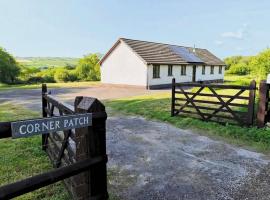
0 84 108 199
171 78 256 126
0 156 107 200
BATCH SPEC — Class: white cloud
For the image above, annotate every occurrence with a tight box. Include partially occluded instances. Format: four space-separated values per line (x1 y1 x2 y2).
220 23 249 40
214 40 224 46
221 30 244 39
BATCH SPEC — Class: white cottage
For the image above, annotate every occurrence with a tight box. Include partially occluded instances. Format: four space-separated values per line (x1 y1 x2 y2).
100 38 226 89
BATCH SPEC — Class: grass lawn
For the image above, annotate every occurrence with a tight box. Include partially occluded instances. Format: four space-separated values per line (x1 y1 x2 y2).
106 90 270 154
224 74 259 86
0 81 100 91
0 103 70 200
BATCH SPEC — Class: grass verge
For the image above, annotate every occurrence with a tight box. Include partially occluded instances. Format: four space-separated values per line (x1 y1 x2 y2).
106 92 270 154
0 81 100 91
0 103 70 200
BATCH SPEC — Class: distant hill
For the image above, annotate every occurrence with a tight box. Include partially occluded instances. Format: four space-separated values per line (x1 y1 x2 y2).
16 57 80 68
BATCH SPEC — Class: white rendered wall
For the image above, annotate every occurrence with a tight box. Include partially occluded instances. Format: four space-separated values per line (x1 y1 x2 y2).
196 65 225 81
101 41 147 86
147 64 225 86
147 64 193 86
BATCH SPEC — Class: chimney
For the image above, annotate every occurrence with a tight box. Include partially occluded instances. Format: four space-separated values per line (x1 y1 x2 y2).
193 44 196 53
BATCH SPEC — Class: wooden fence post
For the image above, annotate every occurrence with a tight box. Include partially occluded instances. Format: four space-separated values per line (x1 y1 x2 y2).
74 97 108 200
171 78 176 117
247 80 256 126
42 84 47 150
257 80 269 128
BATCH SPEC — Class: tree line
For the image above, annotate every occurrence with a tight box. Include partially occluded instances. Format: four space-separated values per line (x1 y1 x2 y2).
0 47 101 84
224 48 270 79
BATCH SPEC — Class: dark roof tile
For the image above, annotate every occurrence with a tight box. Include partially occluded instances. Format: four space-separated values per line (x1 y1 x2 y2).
121 38 225 66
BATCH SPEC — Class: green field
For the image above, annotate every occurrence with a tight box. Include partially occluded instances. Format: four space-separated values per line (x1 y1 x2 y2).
16 57 79 68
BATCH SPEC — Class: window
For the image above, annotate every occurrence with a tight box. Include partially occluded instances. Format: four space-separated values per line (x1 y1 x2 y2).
153 65 160 78
168 65 173 76
210 66 214 74
181 65 186 75
202 65 205 75
219 66 222 74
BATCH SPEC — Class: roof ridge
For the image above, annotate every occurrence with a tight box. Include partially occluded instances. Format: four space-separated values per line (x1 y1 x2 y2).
99 37 225 66
119 37 207 51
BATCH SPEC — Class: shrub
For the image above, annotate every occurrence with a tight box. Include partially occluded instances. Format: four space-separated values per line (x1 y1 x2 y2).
227 62 250 75
75 54 101 81
42 75 55 83
54 68 70 82
27 76 44 84
67 71 78 82
19 66 40 82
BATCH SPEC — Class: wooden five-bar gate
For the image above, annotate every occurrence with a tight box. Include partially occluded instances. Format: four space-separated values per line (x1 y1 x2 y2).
0 84 108 200
171 78 257 126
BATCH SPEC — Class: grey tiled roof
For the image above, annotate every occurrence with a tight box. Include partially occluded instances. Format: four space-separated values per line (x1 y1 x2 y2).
121 38 225 66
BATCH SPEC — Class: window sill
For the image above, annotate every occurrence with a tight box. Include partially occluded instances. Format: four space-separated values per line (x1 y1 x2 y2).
153 77 160 79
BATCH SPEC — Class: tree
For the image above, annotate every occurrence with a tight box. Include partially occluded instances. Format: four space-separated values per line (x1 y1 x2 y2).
75 54 101 81
224 55 252 75
249 49 270 79
224 56 243 70
228 62 250 75
0 47 20 83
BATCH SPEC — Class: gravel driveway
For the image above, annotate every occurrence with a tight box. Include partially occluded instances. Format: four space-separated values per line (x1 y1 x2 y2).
0 84 164 111
1 86 270 199
107 115 270 200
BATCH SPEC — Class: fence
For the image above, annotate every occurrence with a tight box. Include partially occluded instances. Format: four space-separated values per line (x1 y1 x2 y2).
0 84 108 200
171 78 256 126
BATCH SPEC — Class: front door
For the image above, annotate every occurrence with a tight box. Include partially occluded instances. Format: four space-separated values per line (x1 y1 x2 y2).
192 65 196 82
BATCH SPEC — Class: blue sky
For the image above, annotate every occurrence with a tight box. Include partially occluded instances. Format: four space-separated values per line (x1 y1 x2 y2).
0 0 269 58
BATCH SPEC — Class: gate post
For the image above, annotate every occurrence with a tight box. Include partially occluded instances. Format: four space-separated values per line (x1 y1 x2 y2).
41 84 47 150
247 80 256 126
73 97 108 200
171 78 176 117
257 80 269 128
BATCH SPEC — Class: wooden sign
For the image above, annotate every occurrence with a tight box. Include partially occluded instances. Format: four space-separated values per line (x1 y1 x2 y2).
11 113 92 138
